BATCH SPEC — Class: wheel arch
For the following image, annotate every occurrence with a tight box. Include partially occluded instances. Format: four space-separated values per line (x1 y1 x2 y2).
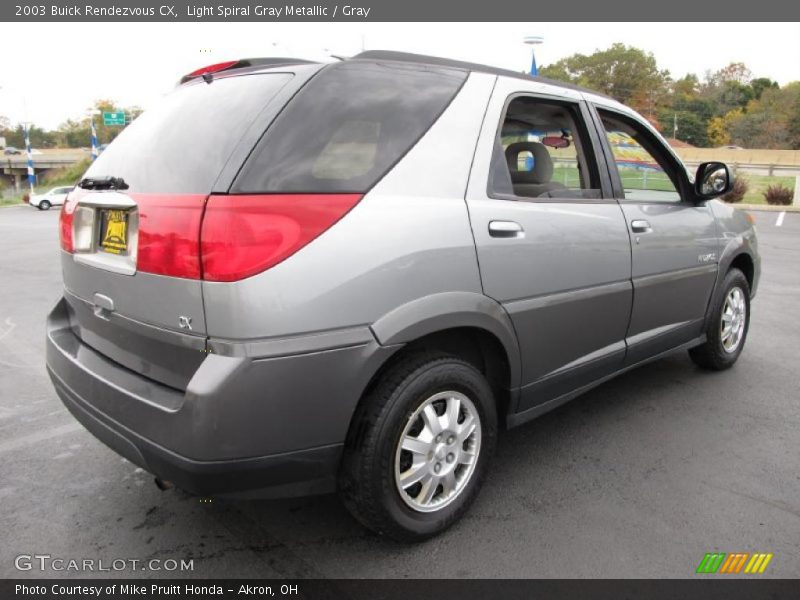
728 252 755 291
703 244 758 331
350 293 522 432
370 292 521 391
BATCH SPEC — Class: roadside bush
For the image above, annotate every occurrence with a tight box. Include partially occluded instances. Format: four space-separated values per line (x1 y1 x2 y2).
763 184 793 206
721 176 748 203
22 193 30 204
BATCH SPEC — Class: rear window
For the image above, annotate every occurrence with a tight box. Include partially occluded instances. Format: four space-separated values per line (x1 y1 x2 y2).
82 73 293 194
232 61 467 193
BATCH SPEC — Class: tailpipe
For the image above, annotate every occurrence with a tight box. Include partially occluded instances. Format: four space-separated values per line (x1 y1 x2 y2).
154 477 174 491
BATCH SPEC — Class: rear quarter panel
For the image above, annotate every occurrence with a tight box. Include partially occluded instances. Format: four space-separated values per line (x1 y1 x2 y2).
202 72 498 341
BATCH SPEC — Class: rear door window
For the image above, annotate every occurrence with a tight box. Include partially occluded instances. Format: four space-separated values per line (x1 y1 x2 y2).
488 95 602 200
232 61 467 193
81 73 293 194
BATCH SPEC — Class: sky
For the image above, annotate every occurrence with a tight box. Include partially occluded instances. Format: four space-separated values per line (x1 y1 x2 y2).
1 22 799 130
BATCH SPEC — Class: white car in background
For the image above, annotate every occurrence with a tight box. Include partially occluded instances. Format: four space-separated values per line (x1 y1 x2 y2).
29 186 73 210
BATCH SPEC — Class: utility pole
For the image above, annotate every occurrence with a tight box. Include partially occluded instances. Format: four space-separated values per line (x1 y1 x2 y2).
24 122 34 193
91 118 98 161
86 108 101 161
673 113 678 140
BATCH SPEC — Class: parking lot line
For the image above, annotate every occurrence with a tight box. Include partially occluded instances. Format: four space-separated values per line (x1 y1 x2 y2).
775 211 786 227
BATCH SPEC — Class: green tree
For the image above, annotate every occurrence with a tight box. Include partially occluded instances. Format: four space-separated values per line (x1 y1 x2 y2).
728 83 800 149
705 62 753 87
52 118 89 148
542 49 798 149
673 74 700 98
717 81 755 115
751 77 779 100
540 43 671 115
659 109 709 146
701 63 757 117
655 77 714 145
0 124 54 147
789 89 800 149
54 101 143 148
707 110 743 147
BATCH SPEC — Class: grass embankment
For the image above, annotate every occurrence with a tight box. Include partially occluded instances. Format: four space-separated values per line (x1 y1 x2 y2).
554 166 794 206
0 158 90 207
736 174 795 205
0 194 24 206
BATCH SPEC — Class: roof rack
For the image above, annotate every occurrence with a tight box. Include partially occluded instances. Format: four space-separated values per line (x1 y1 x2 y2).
179 50 610 100
352 50 608 98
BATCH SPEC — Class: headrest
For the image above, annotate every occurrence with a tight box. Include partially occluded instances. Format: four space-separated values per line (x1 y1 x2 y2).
505 142 554 184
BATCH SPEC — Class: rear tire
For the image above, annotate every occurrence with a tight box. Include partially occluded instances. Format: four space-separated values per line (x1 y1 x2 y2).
689 268 750 371
339 352 497 542
39 200 51 210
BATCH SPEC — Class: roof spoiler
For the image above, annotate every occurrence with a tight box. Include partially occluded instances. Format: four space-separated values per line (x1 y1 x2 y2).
179 57 317 85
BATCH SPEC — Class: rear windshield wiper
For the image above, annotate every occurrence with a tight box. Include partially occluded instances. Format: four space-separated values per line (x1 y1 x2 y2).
78 176 129 191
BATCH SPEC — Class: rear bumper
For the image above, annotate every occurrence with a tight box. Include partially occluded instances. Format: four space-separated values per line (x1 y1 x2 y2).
46 297 395 498
52 372 342 497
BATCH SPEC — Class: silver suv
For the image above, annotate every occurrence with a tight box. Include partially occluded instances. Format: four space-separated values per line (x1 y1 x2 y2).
46 51 760 541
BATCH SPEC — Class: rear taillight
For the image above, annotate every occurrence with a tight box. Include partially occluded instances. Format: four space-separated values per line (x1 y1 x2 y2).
135 194 207 279
59 195 78 253
60 193 358 281
200 194 362 282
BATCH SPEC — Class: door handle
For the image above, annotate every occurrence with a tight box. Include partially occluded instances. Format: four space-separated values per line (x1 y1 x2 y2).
489 220 524 238
630 219 652 233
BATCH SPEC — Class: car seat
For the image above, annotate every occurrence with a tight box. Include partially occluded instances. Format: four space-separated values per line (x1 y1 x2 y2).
504 142 566 198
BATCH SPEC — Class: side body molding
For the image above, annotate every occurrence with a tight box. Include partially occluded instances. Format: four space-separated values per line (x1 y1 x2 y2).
370 292 523 392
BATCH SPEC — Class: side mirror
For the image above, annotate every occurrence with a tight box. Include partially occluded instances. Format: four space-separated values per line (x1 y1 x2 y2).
695 162 732 200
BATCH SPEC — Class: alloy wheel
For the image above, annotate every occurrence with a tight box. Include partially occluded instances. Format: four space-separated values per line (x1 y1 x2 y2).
721 286 746 353
394 391 481 513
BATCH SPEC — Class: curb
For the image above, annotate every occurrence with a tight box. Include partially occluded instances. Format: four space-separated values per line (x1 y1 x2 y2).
735 204 800 213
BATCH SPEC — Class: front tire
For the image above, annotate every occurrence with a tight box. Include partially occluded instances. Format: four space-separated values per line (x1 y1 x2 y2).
339 352 497 542
689 268 751 370
39 200 51 210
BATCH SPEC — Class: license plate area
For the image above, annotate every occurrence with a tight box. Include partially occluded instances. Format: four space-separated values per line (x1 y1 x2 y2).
98 208 130 255
71 192 139 276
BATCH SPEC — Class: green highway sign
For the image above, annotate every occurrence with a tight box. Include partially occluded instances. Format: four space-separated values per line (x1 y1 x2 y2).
103 112 126 126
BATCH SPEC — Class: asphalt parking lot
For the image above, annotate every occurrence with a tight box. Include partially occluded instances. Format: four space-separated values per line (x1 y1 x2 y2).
0 204 798 578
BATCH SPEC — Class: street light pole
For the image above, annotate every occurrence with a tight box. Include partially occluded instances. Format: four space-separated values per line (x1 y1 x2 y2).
523 35 544 76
